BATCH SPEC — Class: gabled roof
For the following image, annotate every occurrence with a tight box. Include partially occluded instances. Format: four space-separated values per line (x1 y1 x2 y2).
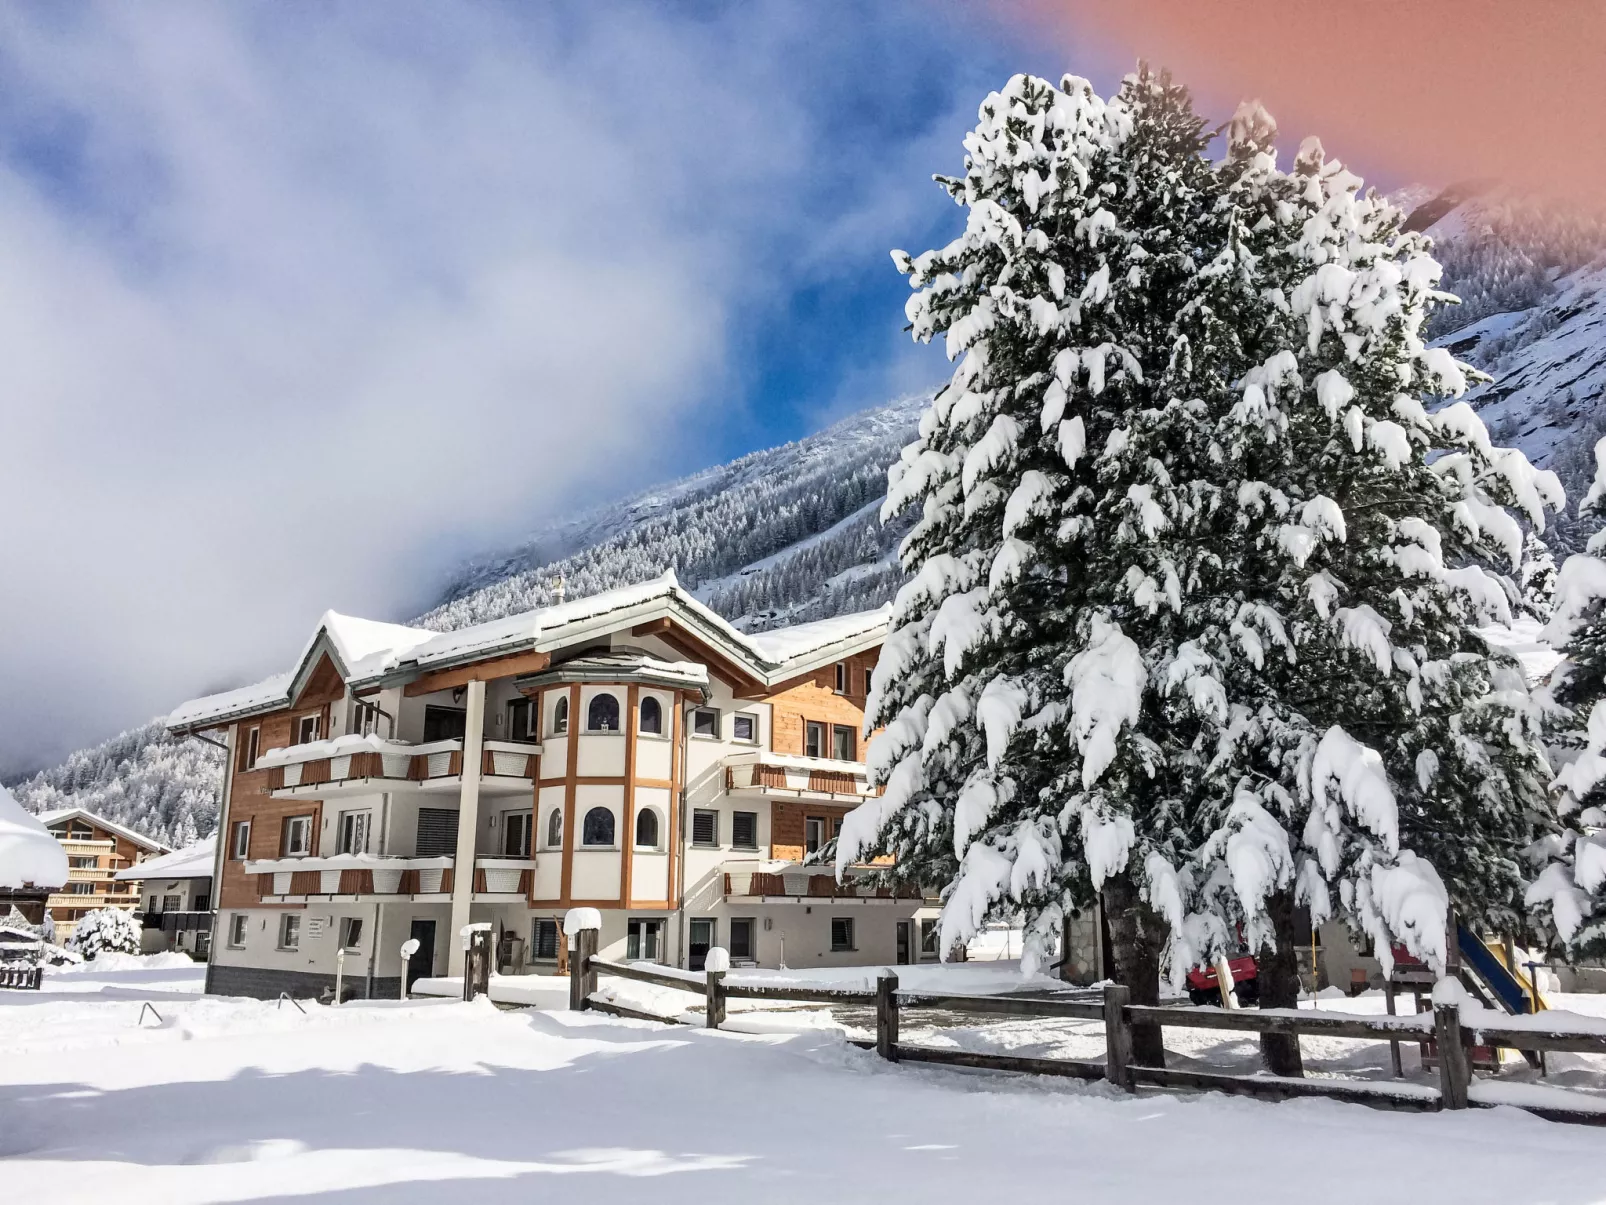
167 572 890 732
36 807 171 855
114 836 216 882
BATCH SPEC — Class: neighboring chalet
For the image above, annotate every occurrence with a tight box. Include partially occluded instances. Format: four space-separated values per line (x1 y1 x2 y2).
167 573 935 1000
39 807 169 941
117 837 215 957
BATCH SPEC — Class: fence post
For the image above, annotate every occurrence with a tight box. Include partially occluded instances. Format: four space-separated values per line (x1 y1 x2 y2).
569 928 598 1012
1104 982 1134 1092
1434 1003 1470 1110
876 971 899 1061
706 971 726 1028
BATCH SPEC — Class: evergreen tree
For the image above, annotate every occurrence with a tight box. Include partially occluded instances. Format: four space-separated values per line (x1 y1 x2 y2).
1519 530 1558 619
1532 439 1606 954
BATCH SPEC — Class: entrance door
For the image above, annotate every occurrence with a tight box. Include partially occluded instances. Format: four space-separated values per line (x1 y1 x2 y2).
896 920 913 965
406 919 436 991
688 918 715 971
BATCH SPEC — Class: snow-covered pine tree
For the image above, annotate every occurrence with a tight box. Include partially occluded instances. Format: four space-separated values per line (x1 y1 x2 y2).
1186 118 1562 1074
1532 439 1606 954
1519 530 1558 619
843 68 1279 1067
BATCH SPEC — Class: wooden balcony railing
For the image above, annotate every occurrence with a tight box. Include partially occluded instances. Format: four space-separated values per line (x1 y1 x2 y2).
729 872 924 901
268 742 538 792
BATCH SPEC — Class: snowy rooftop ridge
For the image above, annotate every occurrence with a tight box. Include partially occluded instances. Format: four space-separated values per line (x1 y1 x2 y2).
0 785 69 890
167 572 889 732
114 836 216 882
34 806 172 855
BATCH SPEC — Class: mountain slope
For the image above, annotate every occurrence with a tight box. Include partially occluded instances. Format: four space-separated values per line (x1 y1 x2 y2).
14 190 1606 844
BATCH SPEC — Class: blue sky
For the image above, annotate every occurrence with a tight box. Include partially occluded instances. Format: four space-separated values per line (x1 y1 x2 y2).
0 3 1138 770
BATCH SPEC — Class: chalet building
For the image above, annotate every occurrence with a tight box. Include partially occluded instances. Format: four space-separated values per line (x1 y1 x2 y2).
39 807 169 940
167 574 938 1000
117 837 215 957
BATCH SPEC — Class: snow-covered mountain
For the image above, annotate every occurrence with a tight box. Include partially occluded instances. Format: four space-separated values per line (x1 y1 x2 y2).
12 187 1606 844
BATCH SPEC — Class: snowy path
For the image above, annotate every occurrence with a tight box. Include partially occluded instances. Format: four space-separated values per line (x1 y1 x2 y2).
4 960 1605 1204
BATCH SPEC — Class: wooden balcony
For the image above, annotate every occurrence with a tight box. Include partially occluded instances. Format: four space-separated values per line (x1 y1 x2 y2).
250 856 458 900
723 869 927 903
267 740 540 798
723 752 876 801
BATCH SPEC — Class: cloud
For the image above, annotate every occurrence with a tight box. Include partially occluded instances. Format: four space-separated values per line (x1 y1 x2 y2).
0 2 1017 772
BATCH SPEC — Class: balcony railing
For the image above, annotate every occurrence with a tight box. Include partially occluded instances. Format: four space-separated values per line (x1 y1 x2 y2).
248 854 457 898
140 910 213 933
264 738 540 794
722 864 927 902
723 752 877 800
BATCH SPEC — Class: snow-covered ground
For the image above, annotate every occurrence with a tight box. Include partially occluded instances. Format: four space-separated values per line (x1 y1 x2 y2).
5 955 1606 1204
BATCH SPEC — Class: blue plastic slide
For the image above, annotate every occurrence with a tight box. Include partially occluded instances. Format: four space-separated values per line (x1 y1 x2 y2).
1455 922 1531 1014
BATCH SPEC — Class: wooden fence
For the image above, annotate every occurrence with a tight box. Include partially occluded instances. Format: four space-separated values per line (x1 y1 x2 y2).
565 930 1606 1126
0 963 42 990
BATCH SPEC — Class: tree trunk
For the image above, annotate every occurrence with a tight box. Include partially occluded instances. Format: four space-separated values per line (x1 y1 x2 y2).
1101 871 1167 1068
1258 887 1305 1077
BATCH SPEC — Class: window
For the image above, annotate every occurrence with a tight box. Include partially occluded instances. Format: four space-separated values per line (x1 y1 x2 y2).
338 917 363 951
69 856 96 869
732 713 756 743
830 917 855 952
531 918 560 961
689 917 715 970
732 811 758 850
195 893 209 911
582 807 615 847
635 808 660 849
831 816 843 841
337 811 370 855
587 692 620 732
162 894 181 912
415 808 459 857
506 698 535 741
553 695 569 735
626 918 663 961
864 666 874 696
350 701 374 736
243 726 261 770
920 918 939 959
729 917 756 961
281 815 313 857
805 817 825 856
691 809 719 847
805 721 825 758
423 706 466 742
67 882 95 894
504 811 532 857
691 708 719 738
639 696 663 735
832 725 855 761
546 809 563 849
296 714 321 745
279 914 301 950
231 821 251 860
228 914 248 948
835 662 847 694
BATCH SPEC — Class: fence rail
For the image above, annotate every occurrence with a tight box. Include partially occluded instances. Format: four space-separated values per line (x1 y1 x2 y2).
563 930 1606 1126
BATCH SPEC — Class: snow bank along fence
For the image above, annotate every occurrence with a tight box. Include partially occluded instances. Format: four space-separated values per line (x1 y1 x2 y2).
566 929 1606 1126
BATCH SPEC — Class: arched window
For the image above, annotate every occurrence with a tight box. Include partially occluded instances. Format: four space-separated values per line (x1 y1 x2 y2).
553 695 569 735
582 806 615 847
587 692 620 732
635 808 660 849
639 695 662 735
546 809 563 849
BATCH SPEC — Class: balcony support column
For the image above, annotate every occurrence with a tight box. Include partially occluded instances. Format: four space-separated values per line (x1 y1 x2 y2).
447 678 487 977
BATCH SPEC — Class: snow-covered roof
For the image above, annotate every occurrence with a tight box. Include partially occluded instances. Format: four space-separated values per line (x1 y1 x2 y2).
115 836 215 882
517 649 710 694
167 572 890 731
747 605 894 666
0 786 69 890
36 807 171 855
